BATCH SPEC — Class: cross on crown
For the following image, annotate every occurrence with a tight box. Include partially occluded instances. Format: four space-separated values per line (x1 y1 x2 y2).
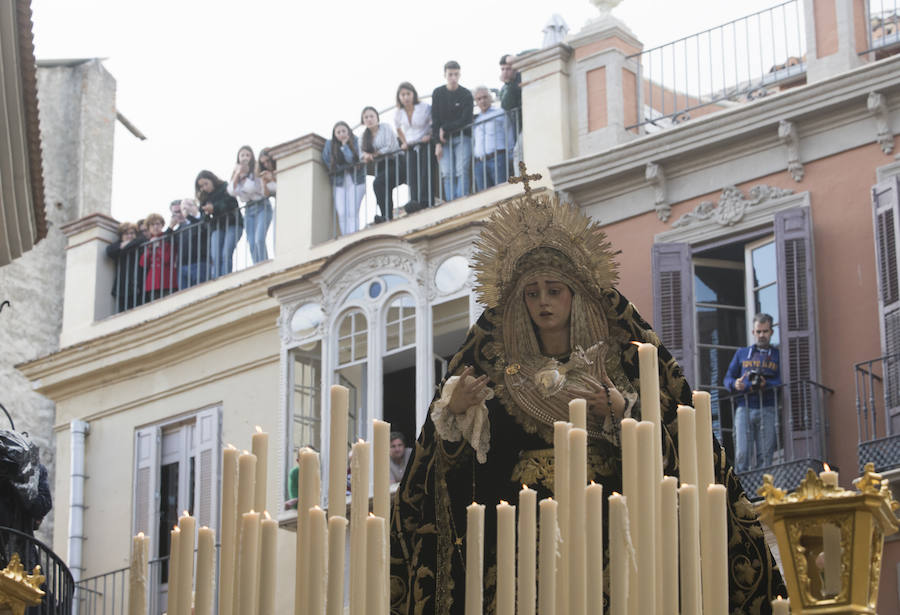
508 161 542 195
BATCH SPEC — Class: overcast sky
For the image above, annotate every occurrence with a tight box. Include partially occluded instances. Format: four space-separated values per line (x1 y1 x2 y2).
31 0 786 223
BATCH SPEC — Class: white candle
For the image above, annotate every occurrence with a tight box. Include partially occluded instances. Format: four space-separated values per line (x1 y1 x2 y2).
637 343 663 480
465 503 485 615
538 498 557 615
237 511 261 615
219 446 238 615
553 421 570 615
585 482 603 615
823 523 842 596
704 485 729 615
349 440 370 615
569 398 587 430
326 516 348 615
660 477 678 615
771 596 789 615
168 526 180 615
233 451 257 611
497 500 516 615
678 484 701 615
308 506 328 615
373 419 391 527
296 448 321 615
329 385 350 518
177 511 195 615
636 422 658 615
128 532 149 615
693 390 715 615
258 514 278 615
820 464 838 487
251 426 269 514
568 427 587 615
676 406 698 487
365 515 388 615
195 526 215 615
620 419 638 615
518 486 537 615
608 494 629 615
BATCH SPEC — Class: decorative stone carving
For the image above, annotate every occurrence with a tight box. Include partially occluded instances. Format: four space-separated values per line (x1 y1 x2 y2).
778 120 804 182
645 162 670 221
672 185 794 229
867 91 894 155
323 253 416 313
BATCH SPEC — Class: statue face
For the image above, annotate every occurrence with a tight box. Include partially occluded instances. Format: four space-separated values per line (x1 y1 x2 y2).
523 276 573 335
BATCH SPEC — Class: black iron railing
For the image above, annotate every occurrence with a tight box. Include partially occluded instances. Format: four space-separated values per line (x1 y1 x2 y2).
855 353 900 472
0 526 74 615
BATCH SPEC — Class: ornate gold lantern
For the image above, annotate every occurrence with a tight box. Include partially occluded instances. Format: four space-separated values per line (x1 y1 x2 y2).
0 553 45 615
755 463 899 614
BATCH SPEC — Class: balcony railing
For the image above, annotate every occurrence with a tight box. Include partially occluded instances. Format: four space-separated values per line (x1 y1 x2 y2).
74 554 180 615
863 1 900 55
702 378 833 497
322 106 521 240
107 201 274 314
855 353 900 472
0 526 75 615
626 0 806 132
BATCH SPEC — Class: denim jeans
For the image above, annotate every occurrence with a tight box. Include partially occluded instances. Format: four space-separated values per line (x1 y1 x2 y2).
244 198 273 264
734 404 777 472
210 224 240 279
179 262 208 290
474 150 509 192
439 134 471 201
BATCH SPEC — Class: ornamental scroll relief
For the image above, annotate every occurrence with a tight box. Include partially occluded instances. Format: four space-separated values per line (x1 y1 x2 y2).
671 184 794 229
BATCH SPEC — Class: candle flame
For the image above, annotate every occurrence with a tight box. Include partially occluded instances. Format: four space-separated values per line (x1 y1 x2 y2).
630 341 642 347
612 492 621 496
249 509 256 514
182 510 189 517
226 443 237 450
590 480 596 485
499 500 509 505
312 505 322 511
368 512 375 517
255 425 263 433
357 438 365 444
823 463 832 472
173 525 180 533
137 531 144 539
243 450 250 455
777 595 783 600
522 484 528 489
264 511 271 520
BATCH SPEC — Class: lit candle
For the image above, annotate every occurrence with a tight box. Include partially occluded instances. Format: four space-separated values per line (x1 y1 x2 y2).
636 422 658 615
693 390 715 615
128 532 149 615
168 526 180 615
296 448 322 615
568 427 587 615
497 500 516 615
219 445 238 615
676 406 698 487
329 385 350 518
258 513 278 615
518 485 537 615
585 482 603 615
309 506 328 615
252 426 269 514
820 463 838 487
176 511 195 615
195 526 215 615
233 450 257 610
771 595 790 615
704 485 728 615
553 421 570 615
237 510 261 615
678 484 701 615
822 522 842 596
349 440 370 615
326 516 348 615
620 419 638 615
608 493 629 615
637 343 664 615
568 398 586 430
538 497 557 615
465 502 485 615
373 419 391 527
660 477 678 615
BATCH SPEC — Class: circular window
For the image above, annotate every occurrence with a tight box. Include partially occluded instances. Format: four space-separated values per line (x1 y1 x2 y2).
435 256 469 294
290 303 324 337
368 281 383 299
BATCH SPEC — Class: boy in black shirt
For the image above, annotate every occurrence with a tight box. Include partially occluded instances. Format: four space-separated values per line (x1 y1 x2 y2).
431 61 473 201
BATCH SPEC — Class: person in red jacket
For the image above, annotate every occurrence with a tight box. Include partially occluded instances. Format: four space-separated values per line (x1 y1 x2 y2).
139 212 177 302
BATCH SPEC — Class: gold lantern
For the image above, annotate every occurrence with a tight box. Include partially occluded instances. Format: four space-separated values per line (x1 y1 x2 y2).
755 463 899 614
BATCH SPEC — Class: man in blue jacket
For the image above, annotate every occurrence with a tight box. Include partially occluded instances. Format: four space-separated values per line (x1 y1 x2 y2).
724 313 781 472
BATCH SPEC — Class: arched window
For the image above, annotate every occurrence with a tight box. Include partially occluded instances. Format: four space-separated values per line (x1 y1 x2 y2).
385 293 416 353
337 310 368 365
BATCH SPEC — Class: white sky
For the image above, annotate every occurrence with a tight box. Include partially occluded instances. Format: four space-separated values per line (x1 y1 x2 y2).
31 0 786 223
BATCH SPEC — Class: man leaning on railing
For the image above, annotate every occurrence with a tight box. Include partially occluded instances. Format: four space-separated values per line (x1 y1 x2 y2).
472 86 517 192
724 313 782 472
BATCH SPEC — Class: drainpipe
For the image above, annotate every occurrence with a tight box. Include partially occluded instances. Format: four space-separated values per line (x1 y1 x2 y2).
68 420 89 586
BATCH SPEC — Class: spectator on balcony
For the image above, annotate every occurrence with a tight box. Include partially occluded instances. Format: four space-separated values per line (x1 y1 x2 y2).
472 86 516 192
196 170 242 278
499 54 521 119
228 145 272 265
724 313 782 472
167 198 209 290
106 221 144 312
432 61 473 202
394 82 432 214
139 213 177 302
322 121 366 235
360 106 402 224
389 431 411 484
136 218 149 241
258 147 277 198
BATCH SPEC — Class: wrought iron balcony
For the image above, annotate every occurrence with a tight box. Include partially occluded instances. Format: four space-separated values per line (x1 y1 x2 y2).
0 526 74 615
856 353 900 473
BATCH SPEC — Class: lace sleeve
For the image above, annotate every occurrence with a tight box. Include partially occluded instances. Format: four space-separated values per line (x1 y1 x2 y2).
431 376 494 464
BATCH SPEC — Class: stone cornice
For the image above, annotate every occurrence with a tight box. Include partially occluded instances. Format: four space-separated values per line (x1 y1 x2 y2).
268 132 326 160
59 212 120 238
516 43 573 75
550 53 900 195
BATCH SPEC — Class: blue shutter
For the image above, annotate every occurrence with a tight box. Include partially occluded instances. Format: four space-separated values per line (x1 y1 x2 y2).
652 242 695 387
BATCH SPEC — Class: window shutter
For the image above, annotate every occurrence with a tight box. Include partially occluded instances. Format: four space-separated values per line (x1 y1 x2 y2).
652 242 695 387
774 206 820 458
871 176 900 433
133 426 160 539
194 407 221 531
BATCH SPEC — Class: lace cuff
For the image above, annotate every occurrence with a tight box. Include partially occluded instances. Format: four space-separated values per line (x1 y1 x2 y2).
432 375 493 464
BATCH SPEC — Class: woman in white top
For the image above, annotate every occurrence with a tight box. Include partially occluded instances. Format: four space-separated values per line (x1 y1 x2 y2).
359 106 401 223
227 145 272 264
393 82 432 213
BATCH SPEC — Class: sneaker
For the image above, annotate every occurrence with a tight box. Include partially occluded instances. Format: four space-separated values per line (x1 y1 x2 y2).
374 215 386 224
404 201 426 214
